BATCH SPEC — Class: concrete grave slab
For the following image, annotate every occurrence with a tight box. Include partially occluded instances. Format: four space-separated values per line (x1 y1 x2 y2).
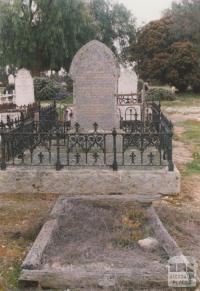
20 196 172 290
20 196 182 290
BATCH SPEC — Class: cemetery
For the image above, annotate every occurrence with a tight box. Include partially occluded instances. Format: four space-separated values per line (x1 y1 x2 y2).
0 0 200 290
0 41 180 196
0 40 182 289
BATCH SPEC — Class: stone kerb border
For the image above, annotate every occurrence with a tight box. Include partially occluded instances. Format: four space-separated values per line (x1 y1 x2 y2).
19 196 187 289
0 167 180 195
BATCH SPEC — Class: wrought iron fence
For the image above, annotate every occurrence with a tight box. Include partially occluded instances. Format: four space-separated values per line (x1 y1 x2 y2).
39 101 57 132
0 101 174 172
0 122 173 171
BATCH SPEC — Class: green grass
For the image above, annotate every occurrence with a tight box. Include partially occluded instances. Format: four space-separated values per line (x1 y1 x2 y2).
184 153 200 175
1 260 21 291
0 193 57 290
40 95 73 106
175 120 200 145
175 120 200 175
162 92 200 107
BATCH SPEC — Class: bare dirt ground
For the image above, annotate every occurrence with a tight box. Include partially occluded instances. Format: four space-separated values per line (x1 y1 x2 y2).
154 104 200 289
43 200 165 266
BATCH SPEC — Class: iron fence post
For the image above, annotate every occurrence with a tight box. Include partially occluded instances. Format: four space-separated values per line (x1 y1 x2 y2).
112 128 118 171
1 134 6 170
167 132 174 171
55 132 62 171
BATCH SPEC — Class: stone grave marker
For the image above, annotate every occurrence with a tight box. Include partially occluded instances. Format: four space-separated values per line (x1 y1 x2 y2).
69 40 120 130
8 74 15 85
118 65 138 94
15 69 35 106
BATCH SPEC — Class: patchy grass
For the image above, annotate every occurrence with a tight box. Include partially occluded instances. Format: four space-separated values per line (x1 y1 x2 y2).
0 193 57 290
0 260 21 290
183 153 200 176
162 92 200 107
113 207 152 249
40 95 73 106
173 120 200 175
175 120 200 145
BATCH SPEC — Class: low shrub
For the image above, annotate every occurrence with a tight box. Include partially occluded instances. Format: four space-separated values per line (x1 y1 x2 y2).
34 77 58 100
34 77 69 101
145 88 176 101
192 79 200 93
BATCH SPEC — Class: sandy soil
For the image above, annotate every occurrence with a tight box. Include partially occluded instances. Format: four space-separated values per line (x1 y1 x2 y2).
154 106 200 288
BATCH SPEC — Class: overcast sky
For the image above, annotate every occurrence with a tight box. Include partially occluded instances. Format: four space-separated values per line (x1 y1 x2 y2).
119 0 174 26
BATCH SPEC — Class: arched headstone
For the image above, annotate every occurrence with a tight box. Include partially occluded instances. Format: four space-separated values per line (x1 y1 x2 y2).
70 40 120 130
15 69 35 106
118 65 138 94
8 74 15 85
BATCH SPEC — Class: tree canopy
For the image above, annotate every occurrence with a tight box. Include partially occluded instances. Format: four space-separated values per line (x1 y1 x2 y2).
0 0 136 76
90 0 136 58
129 17 200 92
165 0 200 53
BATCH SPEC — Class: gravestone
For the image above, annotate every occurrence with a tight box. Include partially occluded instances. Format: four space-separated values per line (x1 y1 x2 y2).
118 65 138 94
15 69 35 106
8 74 15 85
69 40 120 130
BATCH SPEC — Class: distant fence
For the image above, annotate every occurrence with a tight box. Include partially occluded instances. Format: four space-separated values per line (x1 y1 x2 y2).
0 102 57 132
116 93 142 105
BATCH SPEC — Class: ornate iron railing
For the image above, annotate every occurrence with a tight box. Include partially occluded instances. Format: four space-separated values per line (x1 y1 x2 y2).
116 93 142 105
0 121 173 171
0 101 174 172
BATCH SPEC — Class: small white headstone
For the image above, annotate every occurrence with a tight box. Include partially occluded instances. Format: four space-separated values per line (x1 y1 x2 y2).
8 74 15 85
15 69 35 106
118 65 138 94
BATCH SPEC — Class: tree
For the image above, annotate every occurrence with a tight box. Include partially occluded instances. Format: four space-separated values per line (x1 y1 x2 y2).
0 0 136 76
167 41 200 92
0 0 95 75
164 0 200 55
129 17 200 92
129 17 174 82
90 0 136 58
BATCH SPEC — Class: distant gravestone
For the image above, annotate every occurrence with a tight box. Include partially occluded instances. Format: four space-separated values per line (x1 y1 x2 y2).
69 40 120 130
118 65 138 94
8 74 15 85
15 69 35 106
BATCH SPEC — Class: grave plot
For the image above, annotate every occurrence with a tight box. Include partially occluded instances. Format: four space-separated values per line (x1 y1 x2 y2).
19 196 183 290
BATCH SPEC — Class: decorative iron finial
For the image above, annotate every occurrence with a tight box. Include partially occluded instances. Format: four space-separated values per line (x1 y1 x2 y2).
74 122 80 133
93 122 98 132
